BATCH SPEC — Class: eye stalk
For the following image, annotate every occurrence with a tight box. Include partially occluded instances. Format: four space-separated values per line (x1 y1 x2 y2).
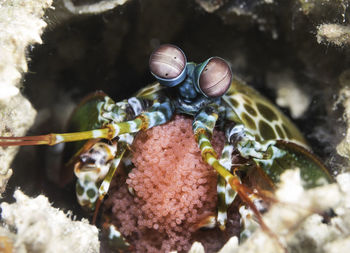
195 57 232 98
149 44 187 87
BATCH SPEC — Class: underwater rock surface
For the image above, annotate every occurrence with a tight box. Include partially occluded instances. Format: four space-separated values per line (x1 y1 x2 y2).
1 190 99 252
0 0 51 195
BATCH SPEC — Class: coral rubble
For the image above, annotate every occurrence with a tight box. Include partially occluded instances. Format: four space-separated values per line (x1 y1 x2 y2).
1 190 100 253
0 0 52 195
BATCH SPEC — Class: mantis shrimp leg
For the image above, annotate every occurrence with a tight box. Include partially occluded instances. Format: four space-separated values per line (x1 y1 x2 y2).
98 138 133 201
217 143 237 230
0 100 174 146
91 135 135 223
192 104 270 233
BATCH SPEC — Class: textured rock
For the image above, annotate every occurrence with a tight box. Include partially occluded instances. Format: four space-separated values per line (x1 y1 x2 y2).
1 190 100 253
63 0 130 15
317 24 350 46
0 0 52 98
0 0 52 195
214 170 350 253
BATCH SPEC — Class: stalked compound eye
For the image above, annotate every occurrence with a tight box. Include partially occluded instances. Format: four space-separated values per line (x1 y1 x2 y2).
198 57 232 98
149 44 187 87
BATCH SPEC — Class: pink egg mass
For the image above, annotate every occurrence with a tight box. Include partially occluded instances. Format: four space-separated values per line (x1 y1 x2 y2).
105 115 233 252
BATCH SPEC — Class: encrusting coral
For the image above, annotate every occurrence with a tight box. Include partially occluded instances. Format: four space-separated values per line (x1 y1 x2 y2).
105 115 231 252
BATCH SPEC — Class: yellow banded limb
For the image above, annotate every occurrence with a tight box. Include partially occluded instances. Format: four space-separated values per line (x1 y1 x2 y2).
98 142 129 200
93 141 130 224
0 100 173 147
0 119 144 146
196 132 277 238
0 129 110 146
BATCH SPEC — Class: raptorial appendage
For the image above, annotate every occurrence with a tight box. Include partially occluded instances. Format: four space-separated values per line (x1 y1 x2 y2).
192 104 271 233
